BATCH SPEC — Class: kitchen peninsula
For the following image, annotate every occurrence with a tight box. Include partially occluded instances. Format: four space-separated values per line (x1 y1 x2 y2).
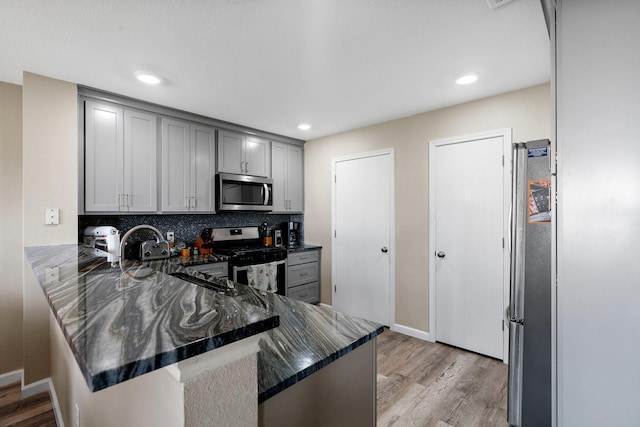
25 244 382 426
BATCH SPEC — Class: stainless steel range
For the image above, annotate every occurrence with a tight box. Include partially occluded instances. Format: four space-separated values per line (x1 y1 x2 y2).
199 226 287 295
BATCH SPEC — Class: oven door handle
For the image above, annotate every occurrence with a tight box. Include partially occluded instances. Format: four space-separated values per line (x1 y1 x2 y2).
232 259 286 282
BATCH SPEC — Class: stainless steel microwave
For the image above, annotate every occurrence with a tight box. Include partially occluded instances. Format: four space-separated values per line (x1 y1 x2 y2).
215 173 273 211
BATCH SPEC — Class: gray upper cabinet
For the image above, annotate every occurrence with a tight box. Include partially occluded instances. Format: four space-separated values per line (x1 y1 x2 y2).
161 118 216 212
85 101 157 212
217 129 270 177
271 141 303 213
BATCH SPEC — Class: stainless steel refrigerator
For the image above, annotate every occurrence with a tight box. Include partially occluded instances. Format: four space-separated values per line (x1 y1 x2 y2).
507 139 552 427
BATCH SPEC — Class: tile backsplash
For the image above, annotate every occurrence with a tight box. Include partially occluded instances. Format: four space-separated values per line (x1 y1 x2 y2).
79 212 303 246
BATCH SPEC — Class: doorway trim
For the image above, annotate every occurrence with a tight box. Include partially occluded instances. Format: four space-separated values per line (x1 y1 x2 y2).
331 148 396 328
428 128 512 363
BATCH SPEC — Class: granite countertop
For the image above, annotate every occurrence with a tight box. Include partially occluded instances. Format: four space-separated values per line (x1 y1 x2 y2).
24 245 279 392
25 245 383 403
170 259 382 403
286 244 322 253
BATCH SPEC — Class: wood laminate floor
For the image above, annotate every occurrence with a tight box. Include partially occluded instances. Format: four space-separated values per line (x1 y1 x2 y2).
377 328 508 427
0 382 56 427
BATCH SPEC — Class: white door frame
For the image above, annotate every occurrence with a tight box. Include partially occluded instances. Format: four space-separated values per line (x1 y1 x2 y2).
331 148 395 327
428 129 512 363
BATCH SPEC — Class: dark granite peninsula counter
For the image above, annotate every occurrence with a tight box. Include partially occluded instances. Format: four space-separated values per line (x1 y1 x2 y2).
26 245 383 426
24 245 279 391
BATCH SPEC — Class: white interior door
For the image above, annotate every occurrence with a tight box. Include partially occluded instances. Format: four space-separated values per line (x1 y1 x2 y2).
333 150 394 326
431 133 507 360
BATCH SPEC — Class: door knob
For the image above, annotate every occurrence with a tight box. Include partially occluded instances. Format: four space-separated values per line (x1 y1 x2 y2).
381 247 388 253
437 251 446 258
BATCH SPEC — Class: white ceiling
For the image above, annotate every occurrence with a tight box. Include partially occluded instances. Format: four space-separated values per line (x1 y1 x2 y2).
0 0 549 141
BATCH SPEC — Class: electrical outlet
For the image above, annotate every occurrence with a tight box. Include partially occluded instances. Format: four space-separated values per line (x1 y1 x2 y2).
44 267 59 284
44 208 59 225
167 231 175 243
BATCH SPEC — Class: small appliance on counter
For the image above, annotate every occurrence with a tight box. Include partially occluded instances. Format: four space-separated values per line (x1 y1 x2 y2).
260 222 273 246
84 226 120 264
273 229 283 247
119 225 170 262
283 221 301 247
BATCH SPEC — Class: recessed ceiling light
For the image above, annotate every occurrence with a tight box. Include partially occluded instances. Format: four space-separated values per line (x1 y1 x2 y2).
135 71 162 85
297 123 311 131
456 74 478 85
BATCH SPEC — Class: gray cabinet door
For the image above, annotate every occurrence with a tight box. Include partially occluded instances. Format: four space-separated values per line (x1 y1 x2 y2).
123 109 157 212
271 142 287 211
85 102 157 212
217 130 244 174
286 144 303 212
161 118 190 212
218 130 270 177
271 142 303 213
245 135 270 177
85 101 124 212
162 119 216 212
190 124 216 212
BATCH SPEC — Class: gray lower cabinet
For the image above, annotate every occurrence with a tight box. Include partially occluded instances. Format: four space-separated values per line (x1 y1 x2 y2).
286 249 320 304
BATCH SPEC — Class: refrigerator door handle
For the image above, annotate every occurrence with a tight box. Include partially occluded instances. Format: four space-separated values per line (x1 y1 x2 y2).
507 321 524 427
509 143 527 322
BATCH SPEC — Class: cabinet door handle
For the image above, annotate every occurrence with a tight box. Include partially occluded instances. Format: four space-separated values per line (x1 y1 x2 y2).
126 194 130 210
245 161 249 173
192 197 197 209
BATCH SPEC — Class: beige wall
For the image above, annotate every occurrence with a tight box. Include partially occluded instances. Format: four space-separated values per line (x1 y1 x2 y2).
22 72 78 383
304 83 551 333
0 82 24 375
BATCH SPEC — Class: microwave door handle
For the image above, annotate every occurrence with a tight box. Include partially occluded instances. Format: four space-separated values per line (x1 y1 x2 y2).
263 183 270 206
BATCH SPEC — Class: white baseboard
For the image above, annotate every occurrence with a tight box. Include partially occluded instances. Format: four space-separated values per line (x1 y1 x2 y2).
0 369 22 387
391 323 432 342
316 306 432 343
48 377 65 427
0 369 64 427
21 377 50 398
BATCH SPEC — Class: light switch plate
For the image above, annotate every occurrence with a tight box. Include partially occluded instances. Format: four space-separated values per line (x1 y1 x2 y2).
45 208 59 225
